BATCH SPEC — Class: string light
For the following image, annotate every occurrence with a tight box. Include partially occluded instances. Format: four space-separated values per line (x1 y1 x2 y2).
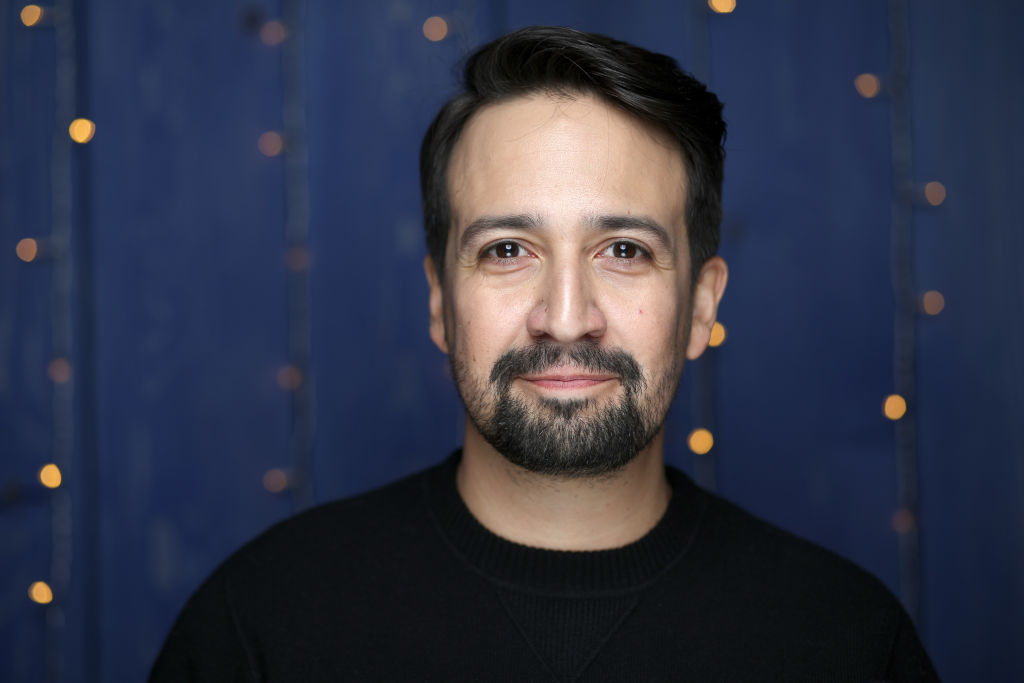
262 468 289 493
68 118 95 144
422 16 448 42
708 321 726 347
28 581 53 604
276 364 302 390
16 237 39 262
47 358 71 384
20 4 43 26
923 181 946 206
39 463 62 489
285 246 309 272
260 20 287 46
883 394 907 421
891 507 915 534
258 131 283 157
708 0 736 13
854 73 881 98
688 428 714 455
921 290 945 315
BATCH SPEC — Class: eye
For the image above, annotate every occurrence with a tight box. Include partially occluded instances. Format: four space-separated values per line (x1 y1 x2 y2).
484 241 527 260
601 241 649 260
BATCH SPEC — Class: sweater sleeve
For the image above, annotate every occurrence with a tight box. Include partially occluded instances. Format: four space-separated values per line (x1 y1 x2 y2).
148 569 260 683
883 608 941 682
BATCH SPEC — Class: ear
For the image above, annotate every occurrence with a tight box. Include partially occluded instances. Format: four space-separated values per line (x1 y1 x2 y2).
423 255 449 354
685 256 729 360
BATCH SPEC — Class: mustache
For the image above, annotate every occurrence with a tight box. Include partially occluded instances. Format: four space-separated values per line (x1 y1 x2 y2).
489 342 645 393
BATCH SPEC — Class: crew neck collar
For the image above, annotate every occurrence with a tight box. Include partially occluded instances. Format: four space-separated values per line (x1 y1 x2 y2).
424 451 707 595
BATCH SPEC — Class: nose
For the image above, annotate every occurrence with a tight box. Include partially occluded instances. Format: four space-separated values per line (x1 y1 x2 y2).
526 258 607 343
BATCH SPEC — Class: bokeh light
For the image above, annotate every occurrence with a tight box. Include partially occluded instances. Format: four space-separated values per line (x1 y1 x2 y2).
892 508 916 534
262 468 289 493
16 238 38 262
48 358 71 384
883 394 907 421
924 181 946 206
39 463 62 489
276 364 302 390
258 131 283 157
688 428 714 455
68 118 96 144
854 73 881 98
21 5 43 26
922 290 945 315
285 246 309 272
422 16 448 41
708 0 736 13
260 20 287 46
29 581 53 604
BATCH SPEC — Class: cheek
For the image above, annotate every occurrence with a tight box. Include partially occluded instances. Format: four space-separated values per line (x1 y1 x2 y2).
607 288 684 369
452 286 534 365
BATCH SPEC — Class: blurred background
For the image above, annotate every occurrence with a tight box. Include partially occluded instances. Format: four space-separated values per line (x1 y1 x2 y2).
2 0 1022 680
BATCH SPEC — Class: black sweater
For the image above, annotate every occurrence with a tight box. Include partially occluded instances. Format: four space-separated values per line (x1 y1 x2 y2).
151 453 938 681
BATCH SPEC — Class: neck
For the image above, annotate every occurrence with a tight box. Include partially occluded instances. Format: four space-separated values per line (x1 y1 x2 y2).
456 421 672 551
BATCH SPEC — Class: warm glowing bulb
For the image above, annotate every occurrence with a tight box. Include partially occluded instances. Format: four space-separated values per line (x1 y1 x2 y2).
891 508 915 534
422 16 448 41
708 0 736 13
883 394 907 421
709 321 726 347
39 463 62 489
48 358 71 383
29 581 53 604
922 290 945 315
262 468 289 493
68 118 96 143
854 73 881 98
688 428 714 455
21 5 43 26
260 20 287 46
276 364 302 390
258 131 283 157
924 181 946 206
285 246 309 271
16 237 38 262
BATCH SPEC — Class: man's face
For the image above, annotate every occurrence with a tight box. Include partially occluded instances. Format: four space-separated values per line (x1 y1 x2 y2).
427 93 724 477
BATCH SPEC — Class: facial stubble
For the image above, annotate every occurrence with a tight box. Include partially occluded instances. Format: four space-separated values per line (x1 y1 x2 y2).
451 339 684 478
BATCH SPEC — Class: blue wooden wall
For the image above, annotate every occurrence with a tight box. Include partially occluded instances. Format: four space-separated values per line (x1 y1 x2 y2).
2 1 1022 680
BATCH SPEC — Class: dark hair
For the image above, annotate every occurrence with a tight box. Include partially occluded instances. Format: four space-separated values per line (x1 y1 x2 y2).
420 26 726 281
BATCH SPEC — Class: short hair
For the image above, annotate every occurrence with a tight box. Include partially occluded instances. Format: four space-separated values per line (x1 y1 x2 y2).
420 26 726 282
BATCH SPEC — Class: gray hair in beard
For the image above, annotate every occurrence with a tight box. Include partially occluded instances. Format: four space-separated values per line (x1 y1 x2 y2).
466 341 664 478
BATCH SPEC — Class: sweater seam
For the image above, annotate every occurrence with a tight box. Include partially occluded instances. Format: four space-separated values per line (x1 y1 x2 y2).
569 594 642 682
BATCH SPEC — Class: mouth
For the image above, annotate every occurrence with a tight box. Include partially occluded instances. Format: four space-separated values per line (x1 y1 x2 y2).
518 370 618 391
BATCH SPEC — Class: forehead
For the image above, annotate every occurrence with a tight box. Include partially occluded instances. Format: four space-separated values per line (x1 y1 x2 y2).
447 93 687 243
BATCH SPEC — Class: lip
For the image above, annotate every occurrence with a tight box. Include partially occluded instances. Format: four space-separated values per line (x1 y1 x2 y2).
519 372 618 390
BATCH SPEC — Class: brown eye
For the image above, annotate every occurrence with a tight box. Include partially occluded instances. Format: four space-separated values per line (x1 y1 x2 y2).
612 242 637 258
488 241 523 259
598 241 651 266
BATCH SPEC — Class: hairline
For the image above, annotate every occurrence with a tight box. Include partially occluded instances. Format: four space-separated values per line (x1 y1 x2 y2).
439 86 698 283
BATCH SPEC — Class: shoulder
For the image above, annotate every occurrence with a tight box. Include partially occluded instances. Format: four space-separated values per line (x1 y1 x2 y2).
693 486 896 605
149 465 442 681
217 463 437 588
659 477 937 679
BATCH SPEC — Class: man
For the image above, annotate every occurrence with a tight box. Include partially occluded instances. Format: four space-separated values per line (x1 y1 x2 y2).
152 27 938 681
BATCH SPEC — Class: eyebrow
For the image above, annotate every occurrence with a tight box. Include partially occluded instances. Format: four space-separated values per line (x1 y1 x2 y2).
584 214 673 253
457 213 674 254
458 213 543 253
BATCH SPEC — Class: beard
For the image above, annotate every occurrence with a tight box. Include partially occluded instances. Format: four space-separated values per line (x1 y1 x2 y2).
452 341 679 478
